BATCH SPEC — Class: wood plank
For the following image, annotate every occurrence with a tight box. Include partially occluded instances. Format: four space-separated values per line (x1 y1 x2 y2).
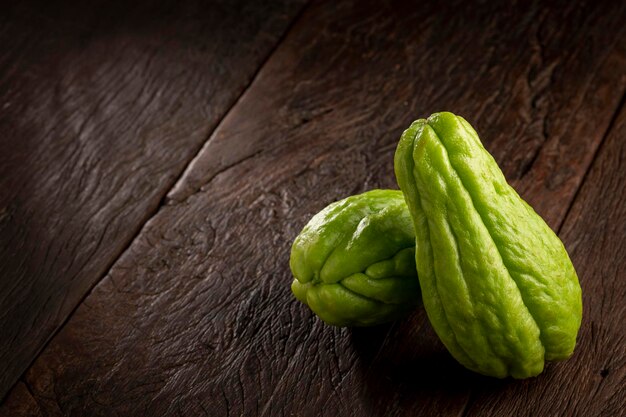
0 0 306 400
461 101 626 417
3 0 625 415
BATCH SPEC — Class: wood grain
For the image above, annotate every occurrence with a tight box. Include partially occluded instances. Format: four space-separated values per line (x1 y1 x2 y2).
2 0 626 415
0 0 306 400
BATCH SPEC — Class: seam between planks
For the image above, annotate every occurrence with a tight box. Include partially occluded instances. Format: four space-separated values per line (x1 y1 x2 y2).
163 1 312 208
19 378 46 415
557 90 626 235
0 0 312 404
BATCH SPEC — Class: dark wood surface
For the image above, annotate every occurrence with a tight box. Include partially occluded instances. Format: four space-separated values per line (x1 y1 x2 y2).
0 0 305 401
1 0 625 415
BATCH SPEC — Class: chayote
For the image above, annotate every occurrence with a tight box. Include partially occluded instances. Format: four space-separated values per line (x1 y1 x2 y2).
290 190 421 327
394 112 582 378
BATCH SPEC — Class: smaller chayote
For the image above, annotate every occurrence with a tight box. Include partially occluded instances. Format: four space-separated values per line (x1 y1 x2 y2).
289 190 421 326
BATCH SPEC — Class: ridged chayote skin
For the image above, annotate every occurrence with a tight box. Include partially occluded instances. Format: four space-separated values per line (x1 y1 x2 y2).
394 112 582 378
290 190 421 327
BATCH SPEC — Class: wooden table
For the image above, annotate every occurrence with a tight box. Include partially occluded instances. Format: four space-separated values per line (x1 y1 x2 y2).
1 1 624 415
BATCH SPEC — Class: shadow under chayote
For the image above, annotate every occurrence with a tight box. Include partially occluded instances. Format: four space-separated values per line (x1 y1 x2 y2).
349 308 514 414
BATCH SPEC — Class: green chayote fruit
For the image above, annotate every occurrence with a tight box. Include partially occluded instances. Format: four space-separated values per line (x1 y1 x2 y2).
290 190 421 327
394 112 582 378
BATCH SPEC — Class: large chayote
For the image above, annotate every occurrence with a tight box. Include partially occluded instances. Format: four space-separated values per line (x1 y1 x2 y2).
394 112 582 378
290 190 420 327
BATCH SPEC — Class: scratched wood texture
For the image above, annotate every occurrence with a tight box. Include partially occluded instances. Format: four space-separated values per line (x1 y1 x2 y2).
0 0 305 401
1 0 625 416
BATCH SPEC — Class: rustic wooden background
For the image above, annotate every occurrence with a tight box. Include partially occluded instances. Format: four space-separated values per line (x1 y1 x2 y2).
1 0 624 415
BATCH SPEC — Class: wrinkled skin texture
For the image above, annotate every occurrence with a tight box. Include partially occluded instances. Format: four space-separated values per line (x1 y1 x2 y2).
394 112 582 378
290 190 421 326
